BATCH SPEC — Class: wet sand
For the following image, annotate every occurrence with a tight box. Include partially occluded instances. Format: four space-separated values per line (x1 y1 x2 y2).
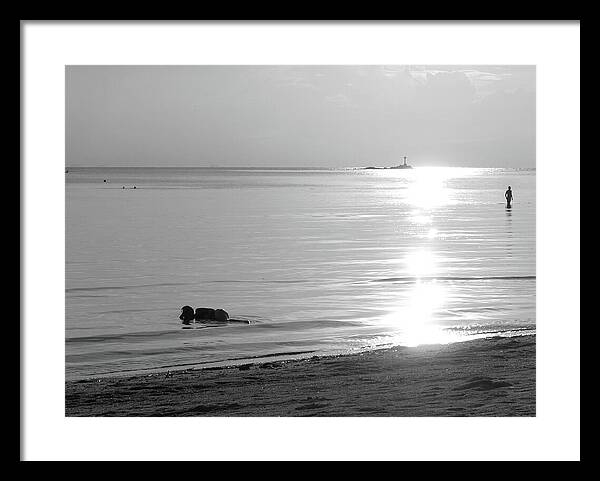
65 335 535 417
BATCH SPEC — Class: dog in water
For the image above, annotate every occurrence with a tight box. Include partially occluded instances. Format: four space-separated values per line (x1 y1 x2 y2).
179 305 195 325
180 306 231 324
194 307 216 321
194 308 230 322
179 306 250 325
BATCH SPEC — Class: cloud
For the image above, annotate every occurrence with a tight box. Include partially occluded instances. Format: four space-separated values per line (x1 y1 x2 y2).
415 70 476 111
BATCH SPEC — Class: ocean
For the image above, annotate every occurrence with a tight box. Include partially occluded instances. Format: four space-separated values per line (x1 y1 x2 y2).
66 167 535 380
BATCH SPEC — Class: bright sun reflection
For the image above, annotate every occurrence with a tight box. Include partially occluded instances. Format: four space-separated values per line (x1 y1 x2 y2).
378 248 457 346
403 282 448 346
404 249 437 278
373 167 467 347
381 281 450 347
405 167 454 209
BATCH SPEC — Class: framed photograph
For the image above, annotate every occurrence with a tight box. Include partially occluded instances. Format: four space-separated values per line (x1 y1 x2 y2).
22 21 580 461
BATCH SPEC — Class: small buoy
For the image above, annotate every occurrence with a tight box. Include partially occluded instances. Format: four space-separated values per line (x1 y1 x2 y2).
133 186 136 189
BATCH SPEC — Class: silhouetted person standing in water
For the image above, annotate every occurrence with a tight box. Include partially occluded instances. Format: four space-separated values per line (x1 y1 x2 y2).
505 186 513 208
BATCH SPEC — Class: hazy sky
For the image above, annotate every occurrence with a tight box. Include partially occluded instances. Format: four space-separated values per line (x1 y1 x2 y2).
66 65 535 168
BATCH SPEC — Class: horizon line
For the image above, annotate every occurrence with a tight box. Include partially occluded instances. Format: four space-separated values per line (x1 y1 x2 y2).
65 165 537 169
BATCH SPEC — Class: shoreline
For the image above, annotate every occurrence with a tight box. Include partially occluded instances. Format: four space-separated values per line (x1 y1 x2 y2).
66 334 535 417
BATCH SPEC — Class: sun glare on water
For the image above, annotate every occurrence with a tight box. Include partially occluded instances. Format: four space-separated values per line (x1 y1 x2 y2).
405 167 455 209
372 167 471 347
384 249 452 346
404 249 437 278
379 278 454 347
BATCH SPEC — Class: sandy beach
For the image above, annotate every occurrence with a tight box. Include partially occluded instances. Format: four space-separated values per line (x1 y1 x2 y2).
65 335 535 417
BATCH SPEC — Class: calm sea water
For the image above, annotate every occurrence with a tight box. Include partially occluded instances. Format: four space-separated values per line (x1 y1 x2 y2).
66 167 535 380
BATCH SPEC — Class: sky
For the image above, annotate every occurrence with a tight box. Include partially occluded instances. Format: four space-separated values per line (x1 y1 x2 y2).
66 65 535 168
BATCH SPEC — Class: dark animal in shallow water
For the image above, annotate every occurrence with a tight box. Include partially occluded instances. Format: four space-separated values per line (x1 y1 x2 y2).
195 307 216 321
195 308 229 322
180 306 246 325
179 305 195 325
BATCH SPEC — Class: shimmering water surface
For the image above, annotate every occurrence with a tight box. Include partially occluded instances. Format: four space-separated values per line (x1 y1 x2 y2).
66 167 535 380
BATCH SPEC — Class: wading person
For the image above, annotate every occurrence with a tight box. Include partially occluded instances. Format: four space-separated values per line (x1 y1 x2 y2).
505 186 513 208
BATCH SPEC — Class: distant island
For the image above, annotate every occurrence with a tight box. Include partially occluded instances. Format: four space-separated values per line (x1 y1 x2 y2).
362 156 413 170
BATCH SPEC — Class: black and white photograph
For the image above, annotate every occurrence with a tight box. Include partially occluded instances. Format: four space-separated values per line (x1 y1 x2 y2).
64 65 537 417
22 21 580 461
